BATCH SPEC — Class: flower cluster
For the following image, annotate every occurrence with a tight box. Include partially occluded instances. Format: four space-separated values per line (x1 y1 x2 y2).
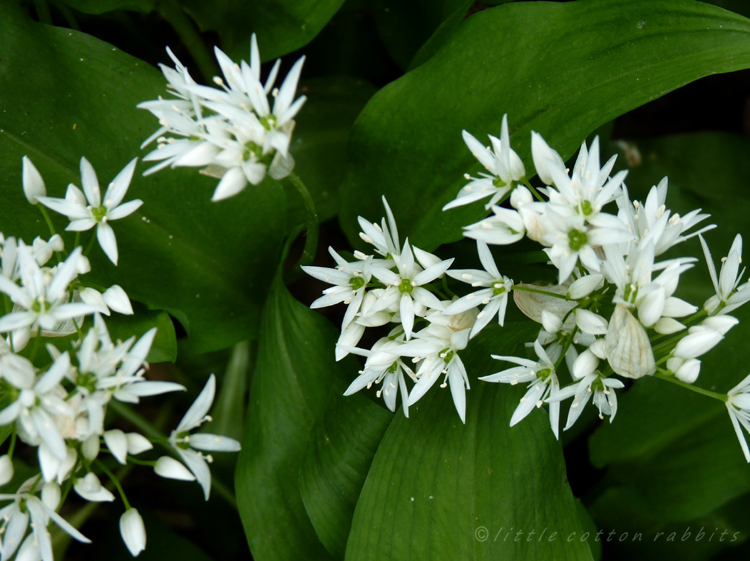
0 158 240 560
303 199 514 423
138 34 306 201
309 114 750 463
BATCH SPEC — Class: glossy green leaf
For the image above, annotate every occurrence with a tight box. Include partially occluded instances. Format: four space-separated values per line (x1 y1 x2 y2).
588 487 750 561
59 0 154 14
179 0 346 61
373 0 473 69
0 4 287 352
284 77 377 228
345 323 592 561
235 272 359 561
105 304 177 363
300 391 393 559
339 0 750 252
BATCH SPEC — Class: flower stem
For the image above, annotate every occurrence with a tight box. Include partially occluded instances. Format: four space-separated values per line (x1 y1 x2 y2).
654 370 728 402
520 178 545 202
84 232 98 257
38 205 56 237
513 285 569 300
157 0 218 83
95 459 131 509
288 172 319 268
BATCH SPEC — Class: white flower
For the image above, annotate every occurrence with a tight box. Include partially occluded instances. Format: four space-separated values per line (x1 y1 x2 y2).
672 316 738 359
369 241 452 340
463 206 526 246
302 250 372 329
444 241 513 337
36 157 142 265
726 373 750 462
343 337 417 417
0 245 104 334
481 340 562 438
550 373 624 430
22 157 46 204
0 353 73 460
120 508 147 557
164 374 241 500
357 196 400 259
444 114 525 210
700 234 750 315
0 486 90 561
390 308 477 423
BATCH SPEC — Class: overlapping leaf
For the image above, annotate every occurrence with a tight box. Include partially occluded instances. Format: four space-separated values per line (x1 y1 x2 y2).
0 4 287 352
339 0 750 252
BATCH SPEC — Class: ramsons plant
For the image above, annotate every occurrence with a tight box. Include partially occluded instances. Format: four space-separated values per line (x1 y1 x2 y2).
4 1 750 561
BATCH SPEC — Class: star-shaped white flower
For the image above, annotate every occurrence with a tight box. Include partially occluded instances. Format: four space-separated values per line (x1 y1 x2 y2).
481 340 562 438
444 241 513 338
37 157 142 265
160 374 241 500
726 373 750 462
700 234 750 315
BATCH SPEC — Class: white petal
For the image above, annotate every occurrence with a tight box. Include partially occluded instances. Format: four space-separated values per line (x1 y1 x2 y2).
154 456 195 481
189 433 241 452
104 429 129 465
120 508 147 557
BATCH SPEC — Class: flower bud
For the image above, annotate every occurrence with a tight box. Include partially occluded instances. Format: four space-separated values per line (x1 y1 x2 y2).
575 309 608 335
510 186 533 209
120 508 147 557
674 358 701 384
0 455 14 486
154 457 195 481
22 156 46 204
567 274 603 300
42 482 61 511
103 285 134 315
126 433 153 455
104 430 129 465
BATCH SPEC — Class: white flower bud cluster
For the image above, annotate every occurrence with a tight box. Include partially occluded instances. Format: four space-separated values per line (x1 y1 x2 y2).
138 34 306 202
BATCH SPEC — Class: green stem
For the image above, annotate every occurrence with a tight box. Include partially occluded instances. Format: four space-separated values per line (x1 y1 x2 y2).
84 232 98 257
513 285 569 300
38 205 57 237
110 401 166 442
521 178 546 202
654 370 727 402
94 460 131 509
288 172 319 268
7 432 17 459
157 0 218 83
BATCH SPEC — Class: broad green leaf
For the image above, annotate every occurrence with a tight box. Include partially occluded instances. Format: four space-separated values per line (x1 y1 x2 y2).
373 0 473 69
0 4 287 352
284 77 377 228
59 0 154 14
235 272 358 561
345 323 593 561
408 0 474 70
588 487 750 561
179 0 346 61
300 391 393 559
339 0 750 252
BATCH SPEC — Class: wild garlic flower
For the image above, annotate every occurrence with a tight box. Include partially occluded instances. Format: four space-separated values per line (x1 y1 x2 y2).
369 241 453 340
36 157 142 265
727 373 750 462
0 245 104 334
158 374 241 500
357 196 401 259
700 234 750 315
444 241 513 338
481 340 562 439
0 481 91 561
139 33 306 201
444 114 526 210
393 308 477 423
343 336 417 417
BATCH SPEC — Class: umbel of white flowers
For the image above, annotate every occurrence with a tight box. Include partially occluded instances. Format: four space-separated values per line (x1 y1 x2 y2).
304 115 750 466
138 33 306 201
0 159 242 560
